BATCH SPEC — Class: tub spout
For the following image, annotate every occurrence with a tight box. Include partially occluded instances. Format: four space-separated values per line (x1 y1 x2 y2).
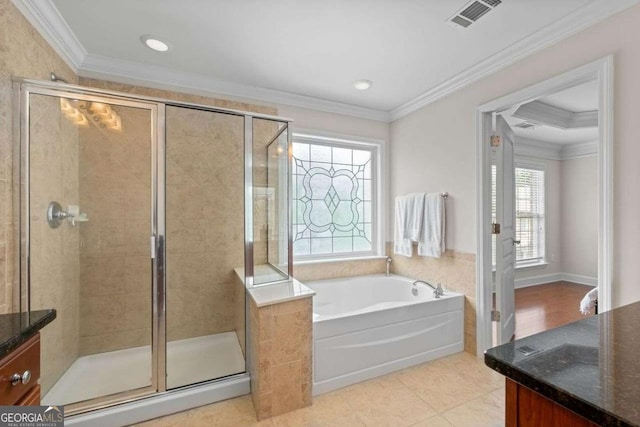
385 256 392 277
413 280 444 299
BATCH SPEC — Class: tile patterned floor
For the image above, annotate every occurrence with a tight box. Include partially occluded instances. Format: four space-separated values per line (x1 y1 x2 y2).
136 352 505 427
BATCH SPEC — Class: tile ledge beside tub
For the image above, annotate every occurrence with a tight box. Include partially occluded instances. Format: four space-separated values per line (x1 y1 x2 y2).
244 274 315 419
233 267 316 307
248 279 315 307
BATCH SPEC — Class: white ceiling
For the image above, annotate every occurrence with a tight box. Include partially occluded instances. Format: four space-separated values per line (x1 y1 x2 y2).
50 0 602 114
505 80 599 145
537 79 599 112
10 0 631 121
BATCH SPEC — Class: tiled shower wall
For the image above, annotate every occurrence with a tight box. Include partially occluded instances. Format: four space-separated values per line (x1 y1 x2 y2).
28 95 81 395
0 0 80 395
164 106 243 342
78 107 153 354
78 78 278 350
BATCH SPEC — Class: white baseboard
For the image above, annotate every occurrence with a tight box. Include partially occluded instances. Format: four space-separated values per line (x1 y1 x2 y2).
515 273 597 289
515 273 563 289
561 273 598 287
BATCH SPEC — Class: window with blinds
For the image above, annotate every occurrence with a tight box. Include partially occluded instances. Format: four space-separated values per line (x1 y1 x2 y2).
514 167 545 264
491 165 545 267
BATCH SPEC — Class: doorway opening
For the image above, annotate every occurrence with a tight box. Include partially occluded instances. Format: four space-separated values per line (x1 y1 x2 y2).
475 56 613 355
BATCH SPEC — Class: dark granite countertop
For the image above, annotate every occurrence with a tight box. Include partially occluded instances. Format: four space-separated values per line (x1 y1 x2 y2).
485 301 640 426
0 310 56 359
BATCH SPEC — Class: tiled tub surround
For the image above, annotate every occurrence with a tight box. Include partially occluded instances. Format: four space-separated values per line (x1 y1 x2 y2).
388 244 477 355
293 257 386 282
248 282 314 420
307 274 464 395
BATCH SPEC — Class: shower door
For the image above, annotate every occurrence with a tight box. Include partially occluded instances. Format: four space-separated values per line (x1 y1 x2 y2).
23 88 159 411
20 81 291 415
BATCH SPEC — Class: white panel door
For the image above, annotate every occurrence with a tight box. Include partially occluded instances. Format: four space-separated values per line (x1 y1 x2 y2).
494 115 516 344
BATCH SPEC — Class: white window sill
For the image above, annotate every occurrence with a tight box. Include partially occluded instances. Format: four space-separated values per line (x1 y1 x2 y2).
516 261 549 270
491 261 548 272
294 255 387 266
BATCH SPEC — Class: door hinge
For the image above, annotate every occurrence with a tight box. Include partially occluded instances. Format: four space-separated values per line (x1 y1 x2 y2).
491 135 501 147
492 309 501 322
491 222 501 234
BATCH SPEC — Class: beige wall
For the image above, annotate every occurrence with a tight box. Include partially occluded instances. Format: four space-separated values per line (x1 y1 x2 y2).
0 0 80 395
390 4 640 307
561 155 598 279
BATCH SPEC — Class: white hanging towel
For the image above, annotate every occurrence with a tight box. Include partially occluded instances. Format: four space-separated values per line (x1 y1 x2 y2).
579 287 598 315
393 193 425 257
417 193 445 258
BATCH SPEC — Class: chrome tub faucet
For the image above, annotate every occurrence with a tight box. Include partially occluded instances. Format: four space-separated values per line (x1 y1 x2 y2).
412 280 444 299
385 256 392 277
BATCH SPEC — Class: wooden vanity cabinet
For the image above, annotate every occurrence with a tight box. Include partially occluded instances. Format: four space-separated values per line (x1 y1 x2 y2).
0 333 41 405
506 379 598 426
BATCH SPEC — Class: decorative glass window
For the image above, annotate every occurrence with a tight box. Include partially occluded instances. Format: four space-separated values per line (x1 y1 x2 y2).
292 140 375 257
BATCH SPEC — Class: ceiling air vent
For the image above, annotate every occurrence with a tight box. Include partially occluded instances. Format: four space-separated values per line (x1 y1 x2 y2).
448 0 502 29
515 122 538 129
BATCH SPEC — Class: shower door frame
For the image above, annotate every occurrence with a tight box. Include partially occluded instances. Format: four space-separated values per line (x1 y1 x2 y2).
18 80 294 416
19 83 163 414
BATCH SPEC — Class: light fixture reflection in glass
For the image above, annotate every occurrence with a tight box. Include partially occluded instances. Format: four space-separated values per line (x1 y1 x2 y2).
59 99 122 132
59 98 89 127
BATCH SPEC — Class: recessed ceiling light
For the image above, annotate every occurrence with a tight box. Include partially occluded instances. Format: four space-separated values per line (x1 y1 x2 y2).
140 35 170 52
353 80 373 91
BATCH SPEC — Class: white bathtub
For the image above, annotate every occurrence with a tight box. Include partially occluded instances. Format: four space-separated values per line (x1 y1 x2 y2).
306 274 464 395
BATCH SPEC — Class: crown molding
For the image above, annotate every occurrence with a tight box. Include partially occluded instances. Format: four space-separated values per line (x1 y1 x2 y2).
79 54 390 122
389 0 640 121
513 101 597 129
13 0 638 123
515 137 562 160
515 136 598 161
10 0 86 71
562 140 598 159
571 110 599 128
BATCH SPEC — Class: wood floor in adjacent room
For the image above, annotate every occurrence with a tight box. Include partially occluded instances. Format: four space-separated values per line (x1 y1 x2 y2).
515 281 595 339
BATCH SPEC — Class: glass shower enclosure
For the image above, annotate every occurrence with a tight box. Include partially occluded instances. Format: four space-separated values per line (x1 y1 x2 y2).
16 80 292 415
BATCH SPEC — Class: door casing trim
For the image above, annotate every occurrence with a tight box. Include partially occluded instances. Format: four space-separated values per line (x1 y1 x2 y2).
475 56 614 356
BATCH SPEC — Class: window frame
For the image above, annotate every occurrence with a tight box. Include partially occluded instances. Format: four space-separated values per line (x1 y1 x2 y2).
513 160 547 268
291 131 385 262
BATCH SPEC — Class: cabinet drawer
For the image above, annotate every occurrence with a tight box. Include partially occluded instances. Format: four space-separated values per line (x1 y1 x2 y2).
16 385 40 406
0 334 40 405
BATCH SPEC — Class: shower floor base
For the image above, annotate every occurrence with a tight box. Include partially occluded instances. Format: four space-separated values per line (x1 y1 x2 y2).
43 332 245 406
